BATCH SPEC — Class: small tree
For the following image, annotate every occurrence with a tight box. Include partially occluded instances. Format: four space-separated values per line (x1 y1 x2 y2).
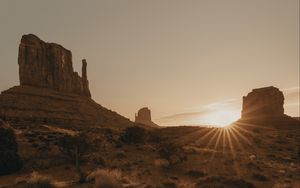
58 133 87 183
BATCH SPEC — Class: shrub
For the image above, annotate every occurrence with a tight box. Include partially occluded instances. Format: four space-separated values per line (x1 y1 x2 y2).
58 133 88 163
88 154 106 167
25 172 56 188
161 180 177 188
195 176 254 188
114 151 127 159
186 170 206 178
87 169 121 188
154 159 170 168
0 151 23 175
252 173 268 181
0 119 22 175
120 126 146 144
158 142 186 165
58 133 88 183
148 130 162 143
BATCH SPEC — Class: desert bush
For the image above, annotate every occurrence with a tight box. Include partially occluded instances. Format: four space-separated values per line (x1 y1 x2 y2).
119 126 146 144
0 151 23 175
154 159 170 168
158 143 177 160
252 128 260 133
160 180 177 188
0 119 22 175
87 169 122 188
58 133 88 163
252 137 261 144
195 176 254 188
148 130 162 143
58 133 88 183
88 154 106 167
25 172 56 188
186 170 206 178
252 173 268 181
158 142 186 165
114 150 127 159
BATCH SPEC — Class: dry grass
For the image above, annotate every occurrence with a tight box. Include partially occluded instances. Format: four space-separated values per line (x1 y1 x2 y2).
87 169 122 188
154 158 170 168
24 172 56 188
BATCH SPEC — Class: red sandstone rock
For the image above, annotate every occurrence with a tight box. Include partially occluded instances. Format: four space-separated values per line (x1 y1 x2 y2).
238 86 299 128
241 86 284 118
135 107 159 127
0 34 132 128
18 34 91 97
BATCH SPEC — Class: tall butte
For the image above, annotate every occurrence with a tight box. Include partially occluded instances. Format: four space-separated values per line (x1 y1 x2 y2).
18 34 91 97
0 34 132 127
135 107 159 127
237 86 299 128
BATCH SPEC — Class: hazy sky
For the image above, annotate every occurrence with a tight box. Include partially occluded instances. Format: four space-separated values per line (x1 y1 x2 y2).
0 0 299 126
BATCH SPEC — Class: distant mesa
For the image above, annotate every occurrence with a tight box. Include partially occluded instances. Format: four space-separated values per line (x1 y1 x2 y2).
0 34 132 127
238 86 299 128
135 107 159 127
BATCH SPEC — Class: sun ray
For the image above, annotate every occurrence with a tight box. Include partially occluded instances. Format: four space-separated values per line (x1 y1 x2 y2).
194 127 218 145
227 127 245 152
230 126 253 146
231 124 254 136
205 128 221 149
225 127 242 177
208 128 223 162
174 127 211 145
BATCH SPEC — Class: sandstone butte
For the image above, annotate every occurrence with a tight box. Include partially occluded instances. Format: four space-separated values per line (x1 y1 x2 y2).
238 86 299 128
0 34 132 128
135 107 159 128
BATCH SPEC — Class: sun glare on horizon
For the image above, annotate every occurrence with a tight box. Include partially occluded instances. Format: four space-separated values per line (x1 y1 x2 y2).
198 109 240 127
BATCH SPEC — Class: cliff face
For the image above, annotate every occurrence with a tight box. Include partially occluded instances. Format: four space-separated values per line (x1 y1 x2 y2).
241 86 284 118
0 34 132 128
238 86 299 128
18 34 91 97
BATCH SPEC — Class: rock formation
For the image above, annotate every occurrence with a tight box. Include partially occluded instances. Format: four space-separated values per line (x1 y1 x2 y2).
241 86 284 118
18 34 91 97
0 34 132 128
135 107 159 127
238 86 299 128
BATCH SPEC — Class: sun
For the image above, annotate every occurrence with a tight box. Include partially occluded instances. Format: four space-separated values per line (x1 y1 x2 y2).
198 109 240 127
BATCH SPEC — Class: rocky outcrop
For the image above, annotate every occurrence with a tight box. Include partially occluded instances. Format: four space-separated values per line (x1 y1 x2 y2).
238 86 299 128
0 34 132 128
135 107 159 127
241 86 284 118
18 34 91 97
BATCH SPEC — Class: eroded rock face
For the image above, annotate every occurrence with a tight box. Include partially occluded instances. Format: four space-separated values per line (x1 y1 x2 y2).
241 86 284 118
0 34 132 128
135 107 159 127
18 34 91 97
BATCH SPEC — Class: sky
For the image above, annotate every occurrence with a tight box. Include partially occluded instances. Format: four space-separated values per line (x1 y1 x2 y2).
0 0 299 126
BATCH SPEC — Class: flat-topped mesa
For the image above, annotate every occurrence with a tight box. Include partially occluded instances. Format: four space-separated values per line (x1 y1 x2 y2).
18 34 91 97
241 86 284 118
